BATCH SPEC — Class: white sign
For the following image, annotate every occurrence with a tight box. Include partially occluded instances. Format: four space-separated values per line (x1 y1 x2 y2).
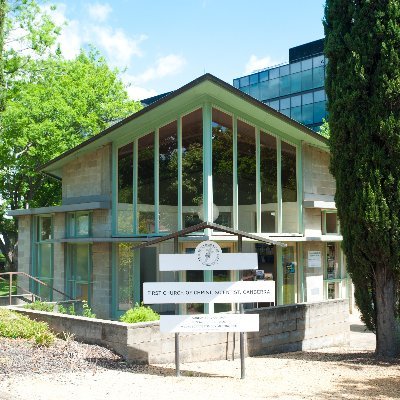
306 275 323 302
143 281 275 304
308 251 322 268
159 252 258 271
160 314 259 333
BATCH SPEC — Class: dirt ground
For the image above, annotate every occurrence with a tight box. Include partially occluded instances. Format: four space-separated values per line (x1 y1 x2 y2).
0 312 399 400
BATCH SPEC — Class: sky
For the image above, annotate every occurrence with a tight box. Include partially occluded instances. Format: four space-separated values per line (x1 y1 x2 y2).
46 0 326 100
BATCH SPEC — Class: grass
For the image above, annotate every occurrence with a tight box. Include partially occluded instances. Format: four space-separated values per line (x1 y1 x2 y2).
0 279 17 297
0 308 55 346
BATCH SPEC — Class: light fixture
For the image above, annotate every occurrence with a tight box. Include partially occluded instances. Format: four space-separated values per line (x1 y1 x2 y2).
197 203 220 222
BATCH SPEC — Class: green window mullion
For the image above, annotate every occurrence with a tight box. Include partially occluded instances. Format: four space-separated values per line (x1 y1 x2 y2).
233 116 238 230
256 128 261 233
177 116 183 230
133 140 138 235
154 128 160 233
277 138 282 233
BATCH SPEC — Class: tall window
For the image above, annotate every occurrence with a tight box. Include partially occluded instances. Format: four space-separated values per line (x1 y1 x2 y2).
281 141 298 232
182 109 203 228
237 120 256 231
137 133 155 234
260 132 277 233
159 121 178 232
212 108 233 227
116 243 134 311
35 215 53 300
117 143 133 234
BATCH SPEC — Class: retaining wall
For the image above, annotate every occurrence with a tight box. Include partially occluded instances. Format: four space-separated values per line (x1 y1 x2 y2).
11 299 349 364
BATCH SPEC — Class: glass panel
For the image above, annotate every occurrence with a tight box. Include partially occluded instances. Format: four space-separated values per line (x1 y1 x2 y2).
313 66 325 89
291 95 301 107
40 217 52 240
279 75 290 96
282 245 297 304
313 55 325 68
314 89 326 103
233 79 240 88
290 72 301 93
182 109 203 228
291 106 301 122
159 120 178 233
117 243 134 311
302 92 313 105
281 109 291 117
269 100 279 110
259 81 269 100
212 108 233 227
282 141 298 233
249 73 258 85
68 214 75 237
326 213 338 234
214 246 232 313
239 76 249 87
259 70 269 82
75 244 89 282
326 242 339 279
269 67 279 79
301 69 313 91
39 243 52 277
249 83 259 98
313 101 326 124
76 213 89 236
302 104 313 125
240 86 250 95
237 120 256 232
260 131 277 233
137 133 155 234
279 65 290 77
290 61 301 74
266 78 279 99
117 143 133 234
301 58 312 71
185 247 204 314
280 98 290 110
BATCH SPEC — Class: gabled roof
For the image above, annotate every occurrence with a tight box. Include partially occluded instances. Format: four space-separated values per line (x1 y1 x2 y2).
40 73 328 178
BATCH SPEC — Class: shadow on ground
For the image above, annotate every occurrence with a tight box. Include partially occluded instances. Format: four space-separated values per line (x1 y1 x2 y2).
316 377 400 399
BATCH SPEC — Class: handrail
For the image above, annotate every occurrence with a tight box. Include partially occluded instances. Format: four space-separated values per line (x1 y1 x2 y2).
0 271 74 305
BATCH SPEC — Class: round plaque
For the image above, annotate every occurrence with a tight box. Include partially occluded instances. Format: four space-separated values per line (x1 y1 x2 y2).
195 241 222 267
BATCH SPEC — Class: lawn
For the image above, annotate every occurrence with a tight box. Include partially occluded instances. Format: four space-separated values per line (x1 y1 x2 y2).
0 279 17 297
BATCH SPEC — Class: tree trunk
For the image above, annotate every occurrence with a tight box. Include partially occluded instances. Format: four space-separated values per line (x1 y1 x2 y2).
375 268 399 357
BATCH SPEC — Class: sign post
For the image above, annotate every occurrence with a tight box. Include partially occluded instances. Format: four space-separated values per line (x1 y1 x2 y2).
143 239 275 379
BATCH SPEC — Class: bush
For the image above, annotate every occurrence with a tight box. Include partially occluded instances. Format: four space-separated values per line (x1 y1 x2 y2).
120 303 160 323
82 301 96 318
24 301 55 312
0 309 55 346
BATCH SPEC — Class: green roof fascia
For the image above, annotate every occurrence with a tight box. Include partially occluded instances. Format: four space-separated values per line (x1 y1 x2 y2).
40 73 328 178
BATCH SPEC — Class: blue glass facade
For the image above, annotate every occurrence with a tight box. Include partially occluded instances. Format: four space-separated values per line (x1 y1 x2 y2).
233 41 327 131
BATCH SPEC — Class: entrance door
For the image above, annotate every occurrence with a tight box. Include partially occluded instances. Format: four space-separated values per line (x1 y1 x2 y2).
282 244 297 304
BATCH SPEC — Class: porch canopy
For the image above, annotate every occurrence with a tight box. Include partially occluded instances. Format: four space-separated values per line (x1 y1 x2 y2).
130 221 287 251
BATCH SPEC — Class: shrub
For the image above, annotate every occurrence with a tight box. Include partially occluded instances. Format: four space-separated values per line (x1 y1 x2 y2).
0 309 55 346
82 301 96 318
120 303 160 323
24 301 55 312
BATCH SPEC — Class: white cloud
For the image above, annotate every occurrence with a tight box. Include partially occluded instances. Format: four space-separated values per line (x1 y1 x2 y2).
126 84 157 101
87 3 112 22
245 55 282 74
134 54 186 84
91 26 147 67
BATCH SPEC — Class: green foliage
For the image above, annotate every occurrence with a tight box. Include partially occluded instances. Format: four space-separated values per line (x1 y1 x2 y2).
0 279 16 296
0 308 55 346
324 0 400 356
57 304 67 314
24 301 54 312
68 303 76 316
120 303 160 324
82 301 96 318
319 119 330 140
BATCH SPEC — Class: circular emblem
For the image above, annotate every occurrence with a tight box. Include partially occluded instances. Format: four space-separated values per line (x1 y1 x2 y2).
195 241 222 267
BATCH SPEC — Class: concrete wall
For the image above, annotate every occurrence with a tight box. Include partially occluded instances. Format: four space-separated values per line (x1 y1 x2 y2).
303 144 335 197
53 213 65 301
92 242 111 319
13 299 349 364
62 144 111 201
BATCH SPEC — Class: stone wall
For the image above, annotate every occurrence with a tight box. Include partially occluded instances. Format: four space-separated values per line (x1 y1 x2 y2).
13 299 349 364
92 242 111 319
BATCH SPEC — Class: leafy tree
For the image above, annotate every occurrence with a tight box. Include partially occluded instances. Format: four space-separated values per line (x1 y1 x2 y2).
324 0 400 357
0 51 141 268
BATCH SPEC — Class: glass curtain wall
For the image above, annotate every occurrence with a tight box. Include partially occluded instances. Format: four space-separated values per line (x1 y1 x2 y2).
68 244 92 304
116 243 135 311
182 109 203 228
159 121 178 232
281 141 298 232
212 108 233 227
260 131 278 233
117 143 133 234
137 133 155 234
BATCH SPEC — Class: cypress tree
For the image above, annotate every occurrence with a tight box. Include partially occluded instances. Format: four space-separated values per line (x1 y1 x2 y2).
324 0 400 357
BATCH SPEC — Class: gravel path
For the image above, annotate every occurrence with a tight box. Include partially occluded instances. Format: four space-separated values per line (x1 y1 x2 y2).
0 312 399 400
